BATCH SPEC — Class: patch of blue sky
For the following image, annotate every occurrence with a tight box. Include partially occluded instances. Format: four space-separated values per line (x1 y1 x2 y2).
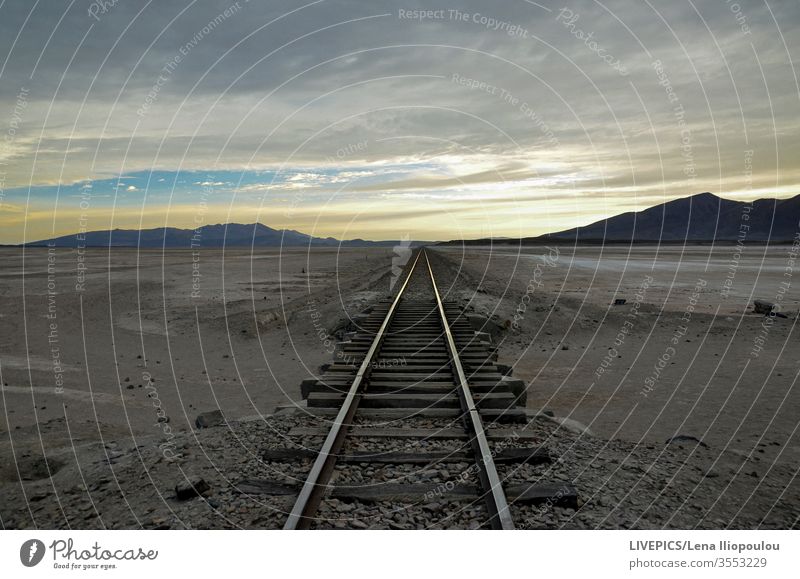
5 160 442 209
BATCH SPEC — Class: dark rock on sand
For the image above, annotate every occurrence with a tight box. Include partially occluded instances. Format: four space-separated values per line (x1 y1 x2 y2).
195 410 225 429
665 435 707 447
175 476 210 500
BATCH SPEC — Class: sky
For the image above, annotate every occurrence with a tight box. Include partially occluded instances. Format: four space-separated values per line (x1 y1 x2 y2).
0 0 798 243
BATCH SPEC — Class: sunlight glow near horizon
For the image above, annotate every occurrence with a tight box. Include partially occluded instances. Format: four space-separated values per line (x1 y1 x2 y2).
2 167 795 243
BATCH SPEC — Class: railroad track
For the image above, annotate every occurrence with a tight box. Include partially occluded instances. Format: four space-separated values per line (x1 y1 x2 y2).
271 249 577 529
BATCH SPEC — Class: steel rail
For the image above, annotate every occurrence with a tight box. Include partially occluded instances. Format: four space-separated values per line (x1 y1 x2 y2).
423 250 515 530
283 250 422 529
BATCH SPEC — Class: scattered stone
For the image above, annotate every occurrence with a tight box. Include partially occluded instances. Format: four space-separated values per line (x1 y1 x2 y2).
5 261 798 532
335 501 356 513
175 477 210 500
496 363 513 376
753 300 776 315
195 410 225 429
465 313 504 337
150 517 170 529
665 435 707 447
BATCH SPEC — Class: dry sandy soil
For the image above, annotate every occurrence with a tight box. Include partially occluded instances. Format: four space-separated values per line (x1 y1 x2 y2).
436 244 800 465
0 246 394 439
0 244 798 529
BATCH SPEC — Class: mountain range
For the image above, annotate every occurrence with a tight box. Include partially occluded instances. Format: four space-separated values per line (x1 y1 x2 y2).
544 192 800 242
27 223 410 248
24 192 800 248
442 192 800 245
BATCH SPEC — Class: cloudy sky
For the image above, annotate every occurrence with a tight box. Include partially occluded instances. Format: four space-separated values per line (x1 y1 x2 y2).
0 0 798 243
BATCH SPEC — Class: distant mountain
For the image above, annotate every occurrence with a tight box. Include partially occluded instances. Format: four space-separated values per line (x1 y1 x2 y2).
544 192 800 242
27 223 417 248
437 192 800 246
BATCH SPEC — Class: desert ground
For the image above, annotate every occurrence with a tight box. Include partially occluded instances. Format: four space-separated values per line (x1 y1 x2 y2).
0 244 798 529
438 244 800 465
